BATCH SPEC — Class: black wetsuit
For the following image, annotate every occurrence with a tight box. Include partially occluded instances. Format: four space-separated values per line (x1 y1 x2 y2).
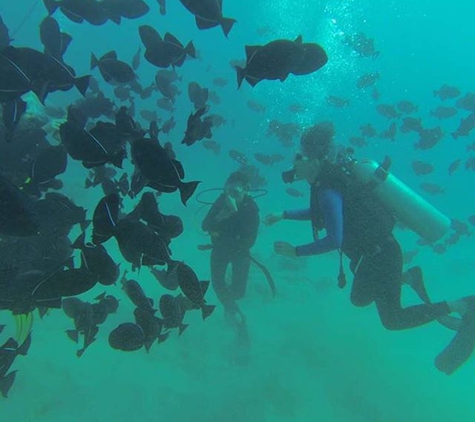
202 194 259 310
284 167 450 330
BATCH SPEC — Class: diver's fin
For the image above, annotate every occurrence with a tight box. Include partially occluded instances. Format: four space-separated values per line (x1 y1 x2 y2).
435 309 475 375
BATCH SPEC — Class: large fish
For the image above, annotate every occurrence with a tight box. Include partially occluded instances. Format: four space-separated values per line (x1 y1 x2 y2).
131 137 200 205
235 36 326 89
139 25 195 68
91 51 136 84
178 0 236 37
44 0 110 26
40 16 73 59
182 106 213 146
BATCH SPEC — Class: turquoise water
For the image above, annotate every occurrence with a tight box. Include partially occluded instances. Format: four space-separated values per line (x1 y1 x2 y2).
1 1 475 421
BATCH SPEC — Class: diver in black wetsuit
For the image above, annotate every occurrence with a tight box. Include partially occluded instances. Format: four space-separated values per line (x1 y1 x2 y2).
202 171 259 321
263 121 475 370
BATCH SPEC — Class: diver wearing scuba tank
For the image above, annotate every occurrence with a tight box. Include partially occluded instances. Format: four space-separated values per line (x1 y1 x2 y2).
202 171 259 321
264 121 475 372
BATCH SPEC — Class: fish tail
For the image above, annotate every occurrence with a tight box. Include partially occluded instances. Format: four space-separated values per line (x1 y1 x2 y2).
43 0 59 15
0 371 17 398
185 41 196 59
201 304 215 320
74 75 90 96
178 180 200 205
14 313 33 347
90 53 99 70
220 18 237 38
235 66 246 89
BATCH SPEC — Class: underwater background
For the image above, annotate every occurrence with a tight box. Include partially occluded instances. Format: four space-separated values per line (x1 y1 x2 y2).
1 0 475 421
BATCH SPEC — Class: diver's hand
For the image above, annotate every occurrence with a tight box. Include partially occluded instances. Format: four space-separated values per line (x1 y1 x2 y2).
215 195 237 221
263 212 284 226
274 241 297 257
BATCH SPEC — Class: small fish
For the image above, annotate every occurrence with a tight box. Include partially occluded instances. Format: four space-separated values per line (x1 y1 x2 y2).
430 106 457 120
397 101 418 114
285 188 303 197
202 140 220 154
448 159 462 175
400 117 422 133
415 126 443 150
376 104 400 119
247 100 266 113
326 95 350 108
452 113 475 139
434 84 460 101
213 77 228 87
109 323 145 352
229 149 247 164
360 123 377 138
420 183 445 195
455 92 475 112
411 161 434 176
349 136 367 148
356 72 380 89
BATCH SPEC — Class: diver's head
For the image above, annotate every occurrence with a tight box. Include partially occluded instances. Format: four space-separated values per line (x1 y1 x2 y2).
224 171 249 204
283 121 335 184
300 121 335 160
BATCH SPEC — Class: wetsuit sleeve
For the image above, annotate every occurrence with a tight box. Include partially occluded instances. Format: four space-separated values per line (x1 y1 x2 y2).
202 195 226 232
283 208 311 220
295 189 343 256
237 201 259 250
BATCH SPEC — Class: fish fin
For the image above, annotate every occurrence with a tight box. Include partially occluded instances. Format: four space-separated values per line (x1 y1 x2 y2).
59 32 73 57
31 81 49 105
94 292 106 301
72 232 86 250
178 323 189 336
185 41 196 58
245 45 260 61
43 0 59 15
164 32 182 47
220 18 237 38
294 35 303 43
101 51 117 61
195 16 219 30
66 329 79 343
16 331 32 356
0 371 17 398
246 75 262 87
201 304 215 320
235 66 246 89
90 53 99 70
110 149 126 169
74 75 90 96
178 180 200 205
173 54 186 68
108 14 121 25
158 332 169 343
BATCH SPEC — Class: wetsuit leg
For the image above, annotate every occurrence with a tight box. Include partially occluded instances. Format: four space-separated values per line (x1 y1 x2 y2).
210 248 233 308
229 251 251 301
352 237 451 330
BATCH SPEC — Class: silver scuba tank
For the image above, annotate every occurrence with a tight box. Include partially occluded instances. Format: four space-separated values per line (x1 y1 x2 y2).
347 156 451 243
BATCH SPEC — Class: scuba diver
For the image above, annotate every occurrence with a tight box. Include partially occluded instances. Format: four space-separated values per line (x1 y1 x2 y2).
202 171 260 323
263 121 475 374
